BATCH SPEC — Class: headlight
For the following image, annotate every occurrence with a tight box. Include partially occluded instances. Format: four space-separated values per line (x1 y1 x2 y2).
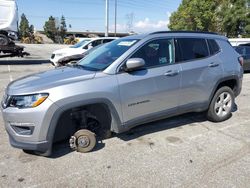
8 93 49 108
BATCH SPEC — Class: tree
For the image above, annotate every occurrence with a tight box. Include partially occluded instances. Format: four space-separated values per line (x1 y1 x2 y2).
60 15 67 40
218 0 250 37
29 24 34 34
169 0 220 31
169 0 250 37
43 16 58 42
19 13 30 38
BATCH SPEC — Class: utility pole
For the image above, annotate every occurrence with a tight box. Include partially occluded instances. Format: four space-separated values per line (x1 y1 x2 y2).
114 0 117 37
105 0 109 37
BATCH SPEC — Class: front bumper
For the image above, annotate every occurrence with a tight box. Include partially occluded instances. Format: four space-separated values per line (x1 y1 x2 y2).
7 129 49 152
1 97 58 152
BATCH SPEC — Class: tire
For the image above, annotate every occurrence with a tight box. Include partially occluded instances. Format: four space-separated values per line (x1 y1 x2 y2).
207 86 235 122
0 34 9 46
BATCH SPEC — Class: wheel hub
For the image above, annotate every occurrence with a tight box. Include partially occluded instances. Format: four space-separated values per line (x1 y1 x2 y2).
69 129 97 153
214 92 232 117
77 135 90 148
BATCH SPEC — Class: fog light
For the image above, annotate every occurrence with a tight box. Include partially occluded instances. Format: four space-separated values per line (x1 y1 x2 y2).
9 122 34 135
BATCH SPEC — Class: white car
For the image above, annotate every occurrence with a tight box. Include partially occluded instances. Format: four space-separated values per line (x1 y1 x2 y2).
50 37 118 66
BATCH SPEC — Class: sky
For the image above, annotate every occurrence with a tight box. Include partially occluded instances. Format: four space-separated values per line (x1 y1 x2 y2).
16 0 182 33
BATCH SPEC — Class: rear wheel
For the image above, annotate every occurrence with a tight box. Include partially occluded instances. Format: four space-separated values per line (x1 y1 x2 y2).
0 34 9 46
207 86 234 122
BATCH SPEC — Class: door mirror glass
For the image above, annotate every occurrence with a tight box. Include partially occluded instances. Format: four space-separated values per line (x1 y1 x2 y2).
125 58 145 71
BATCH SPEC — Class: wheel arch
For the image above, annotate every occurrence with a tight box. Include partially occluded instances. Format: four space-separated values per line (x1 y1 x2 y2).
46 98 122 148
209 75 239 105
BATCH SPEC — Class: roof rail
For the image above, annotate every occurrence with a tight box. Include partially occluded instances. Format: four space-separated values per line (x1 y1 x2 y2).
150 31 219 35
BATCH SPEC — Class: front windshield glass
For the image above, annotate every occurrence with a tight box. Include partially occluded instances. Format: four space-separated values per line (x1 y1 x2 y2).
77 38 138 71
70 39 91 48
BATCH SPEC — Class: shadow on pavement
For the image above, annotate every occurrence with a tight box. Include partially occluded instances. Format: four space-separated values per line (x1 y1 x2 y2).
49 112 208 158
117 112 207 142
24 107 239 158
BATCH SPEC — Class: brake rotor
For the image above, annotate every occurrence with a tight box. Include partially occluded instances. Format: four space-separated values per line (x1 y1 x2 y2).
74 129 96 153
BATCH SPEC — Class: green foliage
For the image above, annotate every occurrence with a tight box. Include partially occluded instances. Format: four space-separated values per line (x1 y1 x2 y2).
43 16 58 42
169 0 250 37
19 13 30 38
43 15 67 43
60 15 67 40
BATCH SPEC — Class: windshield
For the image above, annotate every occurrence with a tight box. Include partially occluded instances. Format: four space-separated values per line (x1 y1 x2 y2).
77 38 138 71
70 39 91 48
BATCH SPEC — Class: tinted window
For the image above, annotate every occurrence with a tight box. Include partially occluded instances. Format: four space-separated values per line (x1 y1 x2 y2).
177 38 209 61
235 46 250 55
208 39 220 55
103 39 114 43
91 39 103 47
131 39 174 68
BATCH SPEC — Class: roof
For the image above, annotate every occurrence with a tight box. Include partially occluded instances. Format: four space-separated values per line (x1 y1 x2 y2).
149 30 219 35
122 30 226 41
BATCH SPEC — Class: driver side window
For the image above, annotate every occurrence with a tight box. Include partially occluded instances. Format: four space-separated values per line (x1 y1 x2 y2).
131 39 174 68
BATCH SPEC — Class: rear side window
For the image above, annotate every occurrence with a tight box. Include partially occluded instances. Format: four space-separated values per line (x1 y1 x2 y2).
208 39 220 55
176 38 209 62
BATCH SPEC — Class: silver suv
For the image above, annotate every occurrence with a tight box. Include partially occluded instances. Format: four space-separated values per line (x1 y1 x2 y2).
1 31 243 156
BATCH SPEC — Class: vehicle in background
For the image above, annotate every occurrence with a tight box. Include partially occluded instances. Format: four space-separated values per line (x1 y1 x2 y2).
234 45 250 71
50 37 118 66
0 0 18 46
57 44 104 66
229 38 250 46
239 43 250 46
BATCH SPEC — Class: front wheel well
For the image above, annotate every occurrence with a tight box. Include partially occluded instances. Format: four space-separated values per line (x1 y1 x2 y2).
0 31 8 36
52 103 112 144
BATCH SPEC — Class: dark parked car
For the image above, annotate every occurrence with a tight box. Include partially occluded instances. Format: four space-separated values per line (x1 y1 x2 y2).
234 45 250 71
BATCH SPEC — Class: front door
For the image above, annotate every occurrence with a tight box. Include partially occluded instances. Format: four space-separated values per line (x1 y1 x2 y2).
117 38 182 123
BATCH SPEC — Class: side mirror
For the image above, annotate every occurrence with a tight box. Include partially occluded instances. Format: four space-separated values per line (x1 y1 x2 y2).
125 58 145 72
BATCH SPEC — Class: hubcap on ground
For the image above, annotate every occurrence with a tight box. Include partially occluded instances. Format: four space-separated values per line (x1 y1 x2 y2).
214 92 232 117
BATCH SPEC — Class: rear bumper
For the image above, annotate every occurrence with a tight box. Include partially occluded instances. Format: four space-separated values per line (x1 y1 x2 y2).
235 74 243 97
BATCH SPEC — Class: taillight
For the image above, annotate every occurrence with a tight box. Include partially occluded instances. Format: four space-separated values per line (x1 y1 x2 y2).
238 57 244 66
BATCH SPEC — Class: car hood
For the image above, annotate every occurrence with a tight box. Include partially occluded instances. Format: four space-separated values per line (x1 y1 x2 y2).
7 66 96 95
53 47 86 55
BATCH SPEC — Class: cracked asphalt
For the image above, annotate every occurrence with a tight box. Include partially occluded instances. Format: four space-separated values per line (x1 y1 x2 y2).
0 46 249 187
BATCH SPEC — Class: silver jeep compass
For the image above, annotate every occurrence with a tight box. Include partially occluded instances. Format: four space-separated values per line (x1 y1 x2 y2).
1 31 243 156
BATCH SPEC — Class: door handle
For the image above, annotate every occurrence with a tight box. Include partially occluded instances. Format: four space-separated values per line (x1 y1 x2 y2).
164 70 179 77
208 62 219 67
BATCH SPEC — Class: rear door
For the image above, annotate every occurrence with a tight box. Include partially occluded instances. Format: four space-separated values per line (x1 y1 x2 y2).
176 38 223 108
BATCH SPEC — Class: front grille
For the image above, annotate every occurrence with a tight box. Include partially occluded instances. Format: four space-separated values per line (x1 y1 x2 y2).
51 54 55 59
